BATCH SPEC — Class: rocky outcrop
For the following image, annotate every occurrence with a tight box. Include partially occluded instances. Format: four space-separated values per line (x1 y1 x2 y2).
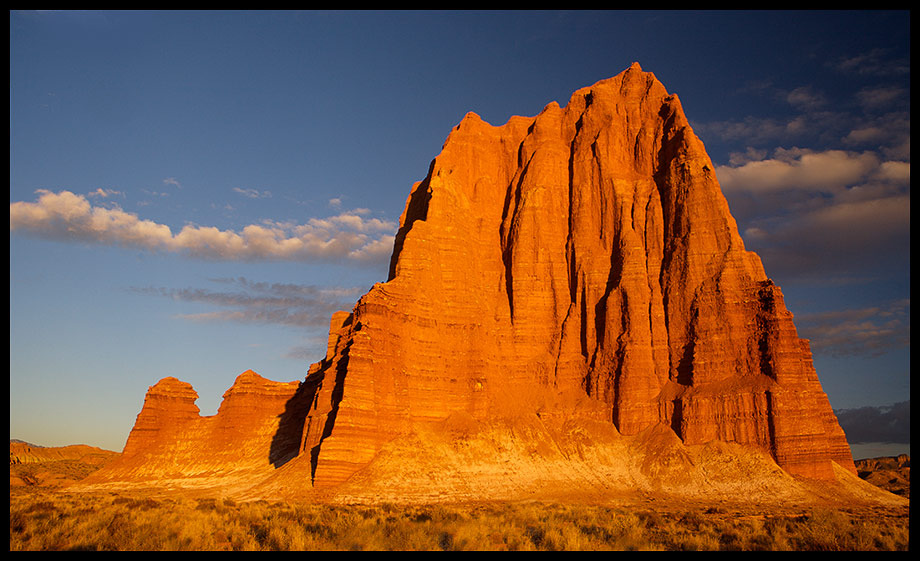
87 63 856 495
300 62 855 486
88 371 308 483
10 441 120 487
855 455 910 498
10 441 118 466
118 377 202 460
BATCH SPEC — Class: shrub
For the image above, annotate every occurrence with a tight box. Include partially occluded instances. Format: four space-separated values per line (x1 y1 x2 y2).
8 489 909 551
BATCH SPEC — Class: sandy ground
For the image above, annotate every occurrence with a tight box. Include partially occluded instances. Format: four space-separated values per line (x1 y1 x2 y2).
14 419 909 520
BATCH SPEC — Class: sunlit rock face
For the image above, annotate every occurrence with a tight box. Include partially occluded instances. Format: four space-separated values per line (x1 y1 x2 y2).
95 371 308 483
93 64 855 492
301 62 855 485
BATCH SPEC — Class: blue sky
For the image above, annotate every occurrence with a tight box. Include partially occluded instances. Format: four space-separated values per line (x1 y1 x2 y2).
10 11 909 460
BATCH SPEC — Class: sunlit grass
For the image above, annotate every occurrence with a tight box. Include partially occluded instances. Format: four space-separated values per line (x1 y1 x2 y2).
9 489 909 551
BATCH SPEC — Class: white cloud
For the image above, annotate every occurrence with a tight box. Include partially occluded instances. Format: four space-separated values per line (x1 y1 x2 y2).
232 187 272 199
696 69 909 159
836 48 911 77
135 277 366 328
873 161 910 183
785 86 826 111
716 148 909 282
841 111 910 153
717 148 881 194
727 147 769 166
87 187 123 198
695 115 790 145
856 85 906 111
796 299 910 357
842 126 888 146
10 189 397 263
307 211 392 233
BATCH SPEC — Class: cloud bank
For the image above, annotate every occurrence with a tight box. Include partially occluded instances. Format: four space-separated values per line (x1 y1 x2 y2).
835 401 910 445
10 189 396 263
698 49 909 287
133 276 365 329
796 299 910 357
715 147 909 281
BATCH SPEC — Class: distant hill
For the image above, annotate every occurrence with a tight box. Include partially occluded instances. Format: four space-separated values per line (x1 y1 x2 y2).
10 440 121 487
855 455 910 499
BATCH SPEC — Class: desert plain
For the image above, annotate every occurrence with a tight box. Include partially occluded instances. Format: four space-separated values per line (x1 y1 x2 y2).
10 62 910 551
9 437 909 551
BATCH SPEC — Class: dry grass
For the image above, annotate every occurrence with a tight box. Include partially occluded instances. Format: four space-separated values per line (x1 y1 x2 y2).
9 488 909 551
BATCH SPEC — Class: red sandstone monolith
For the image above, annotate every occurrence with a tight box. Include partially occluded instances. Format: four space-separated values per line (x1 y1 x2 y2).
300 62 855 485
92 63 856 494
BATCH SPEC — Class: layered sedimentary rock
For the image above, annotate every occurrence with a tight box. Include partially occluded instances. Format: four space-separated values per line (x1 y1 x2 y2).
10 442 118 466
93 63 856 494
300 62 855 485
10 441 120 487
90 371 308 482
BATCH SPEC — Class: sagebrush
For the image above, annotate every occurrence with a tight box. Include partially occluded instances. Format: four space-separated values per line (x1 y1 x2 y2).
9 489 909 551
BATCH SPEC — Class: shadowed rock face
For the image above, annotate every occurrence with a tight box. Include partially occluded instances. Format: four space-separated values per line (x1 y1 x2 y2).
94 63 855 492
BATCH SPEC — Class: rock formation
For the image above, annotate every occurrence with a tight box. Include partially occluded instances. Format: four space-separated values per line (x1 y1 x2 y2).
92 371 308 486
299 62 855 485
10 441 120 487
855 455 911 498
88 63 856 496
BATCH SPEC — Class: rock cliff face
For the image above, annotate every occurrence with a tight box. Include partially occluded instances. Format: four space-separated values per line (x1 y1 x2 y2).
94 371 307 484
91 63 855 494
301 62 854 485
